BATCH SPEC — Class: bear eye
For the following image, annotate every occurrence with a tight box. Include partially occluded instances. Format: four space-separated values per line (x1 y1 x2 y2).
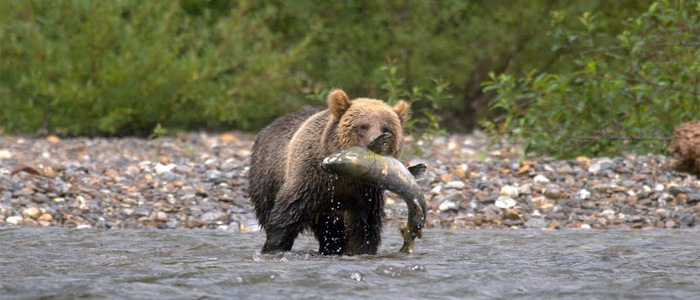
381 127 391 134
358 124 369 131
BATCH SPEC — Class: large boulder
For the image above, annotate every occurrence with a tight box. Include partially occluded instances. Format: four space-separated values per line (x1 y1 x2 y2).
668 120 700 177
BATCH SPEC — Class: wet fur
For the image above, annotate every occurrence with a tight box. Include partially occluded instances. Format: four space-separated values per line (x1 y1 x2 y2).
248 89 409 255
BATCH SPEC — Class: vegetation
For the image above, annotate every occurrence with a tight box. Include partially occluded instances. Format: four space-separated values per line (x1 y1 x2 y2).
1 0 311 135
483 0 700 157
1 0 651 139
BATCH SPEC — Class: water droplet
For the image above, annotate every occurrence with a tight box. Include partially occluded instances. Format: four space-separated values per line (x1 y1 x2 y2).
350 272 364 282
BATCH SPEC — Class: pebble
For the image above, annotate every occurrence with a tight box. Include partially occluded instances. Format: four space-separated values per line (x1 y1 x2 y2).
577 189 591 200
687 193 700 204
0 131 698 232
518 184 532 196
533 175 550 183
525 218 547 228
495 196 517 209
201 211 226 223
503 208 520 220
589 159 613 173
444 181 465 189
544 184 563 199
500 185 519 198
531 196 554 210
6 216 23 225
438 201 459 212
22 207 42 220
155 163 176 174
39 213 53 222
0 149 12 159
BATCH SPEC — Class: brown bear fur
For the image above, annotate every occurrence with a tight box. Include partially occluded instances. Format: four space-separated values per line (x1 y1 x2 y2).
668 120 700 177
248 89 409 255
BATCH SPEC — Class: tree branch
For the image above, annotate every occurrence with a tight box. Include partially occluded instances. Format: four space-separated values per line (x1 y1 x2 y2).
574 135 671 142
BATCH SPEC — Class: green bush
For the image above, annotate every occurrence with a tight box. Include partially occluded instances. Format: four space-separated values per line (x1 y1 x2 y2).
0 0 311 135
0 0 649 136
483 0 700 157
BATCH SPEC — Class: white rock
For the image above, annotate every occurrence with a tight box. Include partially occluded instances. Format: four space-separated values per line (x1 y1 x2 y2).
588 163 602 173
495 196 517 209
430 185 442 195
0 149 11 159
458 163 469 174
6 216 23 225
601 209 615 216
500 185 519 198
580 224 591 229
654 183 665 192
533 175 550 183
447 141 457 151
577 189 591 200
76 224 92 229
166 194 176 204
438 201 459 212
444 181 465 189
155 163 176 174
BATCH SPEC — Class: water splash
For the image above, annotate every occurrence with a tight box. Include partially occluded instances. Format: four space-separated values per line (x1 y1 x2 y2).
350 272 365 282
328 174 337 211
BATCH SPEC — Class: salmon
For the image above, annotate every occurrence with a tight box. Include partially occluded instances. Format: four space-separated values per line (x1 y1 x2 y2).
321 133 427 253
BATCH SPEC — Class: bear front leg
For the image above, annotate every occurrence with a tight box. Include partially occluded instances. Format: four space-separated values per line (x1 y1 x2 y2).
312 214 347 255
343 216 382 255
261 194 305 254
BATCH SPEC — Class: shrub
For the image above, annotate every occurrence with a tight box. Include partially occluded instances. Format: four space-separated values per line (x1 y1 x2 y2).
0 0 311 135
0 0 649 136
482 0 700 157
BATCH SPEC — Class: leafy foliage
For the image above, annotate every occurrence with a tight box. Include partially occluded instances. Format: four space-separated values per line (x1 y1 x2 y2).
1 0 311 135
1 0 649 136
379 59 448 140
482 0 700 157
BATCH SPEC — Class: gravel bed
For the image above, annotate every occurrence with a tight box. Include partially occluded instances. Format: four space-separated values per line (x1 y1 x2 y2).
1 132 698 231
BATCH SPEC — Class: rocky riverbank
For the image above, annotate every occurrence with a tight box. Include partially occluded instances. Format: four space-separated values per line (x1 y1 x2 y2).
1 132 699 231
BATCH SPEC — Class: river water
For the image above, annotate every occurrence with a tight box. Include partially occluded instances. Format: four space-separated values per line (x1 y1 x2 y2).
1 228 699 299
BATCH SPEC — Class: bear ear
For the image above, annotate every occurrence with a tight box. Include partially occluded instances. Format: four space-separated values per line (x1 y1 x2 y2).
393 100 410 125
327 89 352 120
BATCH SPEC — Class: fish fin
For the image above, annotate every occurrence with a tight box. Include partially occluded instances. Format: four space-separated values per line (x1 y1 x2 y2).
407 163 426 179
367 132 392 155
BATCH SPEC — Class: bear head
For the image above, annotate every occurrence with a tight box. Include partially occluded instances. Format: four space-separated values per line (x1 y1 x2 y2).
325 89 409 157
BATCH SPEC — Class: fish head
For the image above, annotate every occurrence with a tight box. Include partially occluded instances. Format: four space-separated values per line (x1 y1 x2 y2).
367 132 392 155
320 146 368 176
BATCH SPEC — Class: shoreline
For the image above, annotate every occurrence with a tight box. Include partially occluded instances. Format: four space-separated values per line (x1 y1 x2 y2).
1 132 698 231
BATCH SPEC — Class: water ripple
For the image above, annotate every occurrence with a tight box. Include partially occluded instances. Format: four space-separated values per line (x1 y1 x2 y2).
1 228 700 299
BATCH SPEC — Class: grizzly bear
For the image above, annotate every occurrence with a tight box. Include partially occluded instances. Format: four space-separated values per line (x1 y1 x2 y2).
248 89 409 255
